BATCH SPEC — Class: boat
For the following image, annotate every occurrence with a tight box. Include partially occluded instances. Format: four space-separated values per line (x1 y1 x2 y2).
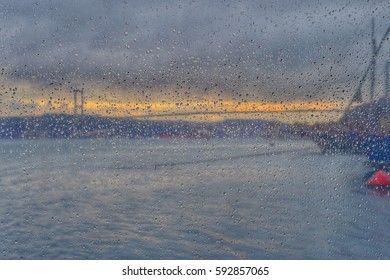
341 98 390 164
312 18 390 164
313 96 390 164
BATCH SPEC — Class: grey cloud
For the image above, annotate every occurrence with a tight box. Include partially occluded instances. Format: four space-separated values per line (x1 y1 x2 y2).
1 0 390 102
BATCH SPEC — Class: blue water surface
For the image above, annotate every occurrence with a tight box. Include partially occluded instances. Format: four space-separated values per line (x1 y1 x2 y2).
0 138 388 259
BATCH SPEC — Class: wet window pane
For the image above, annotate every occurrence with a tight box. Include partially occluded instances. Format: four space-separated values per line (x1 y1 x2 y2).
1 0 390 261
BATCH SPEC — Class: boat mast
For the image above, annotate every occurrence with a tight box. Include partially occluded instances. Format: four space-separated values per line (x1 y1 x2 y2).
385 61 390 98
369 18 377 102
343 19 390 115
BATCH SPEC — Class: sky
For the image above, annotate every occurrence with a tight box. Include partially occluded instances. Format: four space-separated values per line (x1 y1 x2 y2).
1 0 390 123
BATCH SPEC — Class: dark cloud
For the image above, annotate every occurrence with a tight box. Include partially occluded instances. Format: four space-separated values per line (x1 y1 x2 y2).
1 0 390 102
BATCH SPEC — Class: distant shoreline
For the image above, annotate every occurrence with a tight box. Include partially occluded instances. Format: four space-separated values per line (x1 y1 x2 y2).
0 113 311 140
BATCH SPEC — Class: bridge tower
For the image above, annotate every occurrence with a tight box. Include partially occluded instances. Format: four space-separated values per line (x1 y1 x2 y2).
73 88 84 116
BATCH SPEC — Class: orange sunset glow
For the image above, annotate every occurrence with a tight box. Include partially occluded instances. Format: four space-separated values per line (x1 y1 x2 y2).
10 96 344 124
0 82 347 124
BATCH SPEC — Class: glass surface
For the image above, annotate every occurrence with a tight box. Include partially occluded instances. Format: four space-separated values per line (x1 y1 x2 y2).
1 0 390 259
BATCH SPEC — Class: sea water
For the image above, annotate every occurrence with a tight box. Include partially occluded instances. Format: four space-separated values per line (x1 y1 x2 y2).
0 138 389 259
